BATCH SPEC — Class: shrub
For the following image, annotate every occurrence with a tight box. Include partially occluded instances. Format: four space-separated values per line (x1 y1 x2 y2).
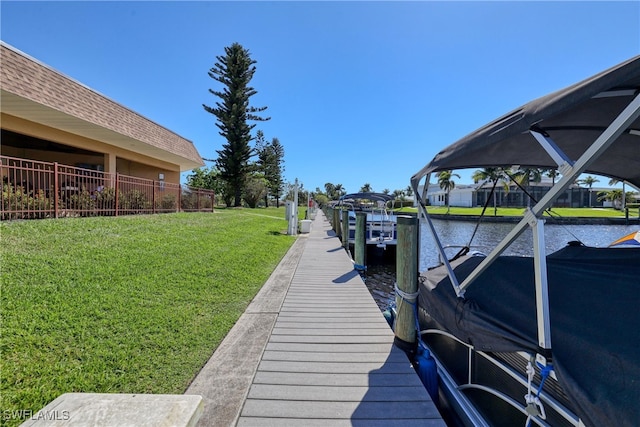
181 191 198 211
95 187 116 213
1 183 54 220
69 188 96 215
119 189 151 213
159 193 177 211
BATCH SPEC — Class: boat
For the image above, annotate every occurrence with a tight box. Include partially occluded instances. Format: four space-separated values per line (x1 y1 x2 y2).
335 192 399 249
408 55 640 427
608 230 640 247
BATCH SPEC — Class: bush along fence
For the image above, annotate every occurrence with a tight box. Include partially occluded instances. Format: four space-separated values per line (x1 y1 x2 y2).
1 155 214 220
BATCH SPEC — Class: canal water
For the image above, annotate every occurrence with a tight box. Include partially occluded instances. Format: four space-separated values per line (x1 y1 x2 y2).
363 219 638 310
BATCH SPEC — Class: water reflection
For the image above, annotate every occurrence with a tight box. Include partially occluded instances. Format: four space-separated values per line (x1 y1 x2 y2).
361 264 396 310
363 220 638 310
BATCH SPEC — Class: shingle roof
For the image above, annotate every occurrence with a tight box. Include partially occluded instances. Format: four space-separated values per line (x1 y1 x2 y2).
0 41 204 170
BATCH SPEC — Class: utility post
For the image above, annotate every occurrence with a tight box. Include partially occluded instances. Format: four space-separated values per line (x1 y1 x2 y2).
287 179 299 235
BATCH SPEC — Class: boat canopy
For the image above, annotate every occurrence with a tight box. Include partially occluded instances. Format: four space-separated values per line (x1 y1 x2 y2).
410 55 640 427
338 193 395 203
411 55 640 189
411 55 640 368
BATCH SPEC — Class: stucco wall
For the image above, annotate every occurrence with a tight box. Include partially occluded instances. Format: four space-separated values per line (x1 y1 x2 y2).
1 113 181 184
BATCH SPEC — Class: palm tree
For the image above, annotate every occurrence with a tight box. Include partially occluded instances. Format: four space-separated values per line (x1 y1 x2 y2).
323 183 346 200
512 167 543 208
391 189 406 203
545 168 559 185
576 175 599 207
360 183 373 193
324 183 336 199
608 178 626 210
597 189 624 209
436 170 460 214
472 167 509 216
405 185 414 198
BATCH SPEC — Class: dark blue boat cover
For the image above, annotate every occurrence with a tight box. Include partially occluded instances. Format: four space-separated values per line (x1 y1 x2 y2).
418 244 640 427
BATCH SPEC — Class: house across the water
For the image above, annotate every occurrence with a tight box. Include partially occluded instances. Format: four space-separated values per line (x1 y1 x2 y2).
421 179 618 209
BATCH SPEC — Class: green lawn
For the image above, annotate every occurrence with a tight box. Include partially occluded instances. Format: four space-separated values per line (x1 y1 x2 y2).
395 206 635 218
0 210 296 425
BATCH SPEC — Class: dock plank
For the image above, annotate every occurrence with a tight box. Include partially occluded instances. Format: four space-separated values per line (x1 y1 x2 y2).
238 418 445 427
257 360 415 374
260 350 407 363
264 342 396 353
268 334 393 344
275 316 387 324
252 371 426 387
246 384 429 401
240 400 441 419
271 327 391 336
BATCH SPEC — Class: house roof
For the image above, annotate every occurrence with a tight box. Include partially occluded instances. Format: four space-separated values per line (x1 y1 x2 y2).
0 41 204 170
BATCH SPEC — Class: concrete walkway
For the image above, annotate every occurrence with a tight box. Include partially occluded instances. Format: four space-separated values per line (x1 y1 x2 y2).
186 210 444 426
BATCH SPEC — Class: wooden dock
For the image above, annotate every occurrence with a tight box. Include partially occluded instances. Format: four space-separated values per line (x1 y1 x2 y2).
236 211 443 426
187 210 444 426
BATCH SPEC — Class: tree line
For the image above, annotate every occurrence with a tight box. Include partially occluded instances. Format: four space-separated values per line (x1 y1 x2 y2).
310 183 415 208
434 167 637 214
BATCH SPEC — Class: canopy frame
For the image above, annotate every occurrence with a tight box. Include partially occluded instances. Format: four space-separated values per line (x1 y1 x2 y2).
412 90 640 353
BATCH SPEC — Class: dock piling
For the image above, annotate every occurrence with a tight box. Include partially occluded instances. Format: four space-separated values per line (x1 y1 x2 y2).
394 215 419 355
334 208 342 239
354 212 367 271
341 209 349 249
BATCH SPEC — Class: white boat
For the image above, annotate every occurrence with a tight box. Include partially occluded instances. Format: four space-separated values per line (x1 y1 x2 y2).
336 192 398 249
410 55 640 427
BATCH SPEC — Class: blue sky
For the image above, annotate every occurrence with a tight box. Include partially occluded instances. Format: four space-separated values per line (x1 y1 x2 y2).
1 1 639 195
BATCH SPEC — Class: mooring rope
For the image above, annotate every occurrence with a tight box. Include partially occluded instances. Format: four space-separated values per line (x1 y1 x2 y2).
393 281 428 348
524 358 553 427
394 282 419 303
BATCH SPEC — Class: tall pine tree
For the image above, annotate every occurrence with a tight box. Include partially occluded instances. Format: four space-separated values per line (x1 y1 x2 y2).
203 43 269 207
255 130 285 207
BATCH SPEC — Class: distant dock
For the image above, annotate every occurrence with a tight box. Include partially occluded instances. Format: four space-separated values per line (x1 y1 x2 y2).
187 210 444 426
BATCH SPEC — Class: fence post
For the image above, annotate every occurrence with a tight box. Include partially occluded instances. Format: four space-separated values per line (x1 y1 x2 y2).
114 173 119 217
152 181 156 214
197 189 201 211
53 162 59 219
178 186 182 213
394 215 419 356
